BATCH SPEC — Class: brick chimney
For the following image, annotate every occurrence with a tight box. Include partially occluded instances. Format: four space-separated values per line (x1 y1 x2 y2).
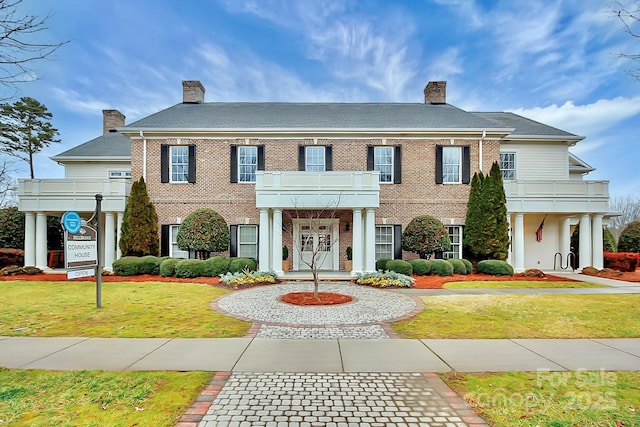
182 80 205 103
423 81 447 104
103 110 125 134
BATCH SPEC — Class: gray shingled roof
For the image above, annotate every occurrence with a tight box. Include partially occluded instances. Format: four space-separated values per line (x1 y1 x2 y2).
51 131 131 160
472 112 581 138
125 102 505 130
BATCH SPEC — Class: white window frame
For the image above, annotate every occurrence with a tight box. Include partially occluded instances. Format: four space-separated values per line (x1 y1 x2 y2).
443 226 463 259
170 225 189 258
238 225 258 259
109 170 131 179
305 146 326 171
170 146 189 183
442 146 462 184
375 225 394 260
374 146 393 183
238 146 258 183
500 152 516 180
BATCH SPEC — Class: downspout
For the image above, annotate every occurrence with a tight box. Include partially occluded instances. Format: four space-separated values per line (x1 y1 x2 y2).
479 130 486 172
140 130 147 181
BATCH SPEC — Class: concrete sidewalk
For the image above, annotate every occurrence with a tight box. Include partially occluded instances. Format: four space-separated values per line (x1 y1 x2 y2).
2 336 639 373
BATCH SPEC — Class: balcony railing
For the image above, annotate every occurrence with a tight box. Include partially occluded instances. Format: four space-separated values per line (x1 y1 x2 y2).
504 180 609 213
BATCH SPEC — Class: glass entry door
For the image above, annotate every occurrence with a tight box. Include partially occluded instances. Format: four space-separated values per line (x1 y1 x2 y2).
294 220 338 271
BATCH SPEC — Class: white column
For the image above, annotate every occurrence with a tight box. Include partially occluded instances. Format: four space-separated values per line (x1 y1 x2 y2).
364 208 376 272
35 212 48 270
351 208 363 275
116 212 124 259
272 208 284 275
506 213 512 266
24 212 36 266
513 213 525 272
591 214 604 270
259 209 270 271
104 212 115 271
579 214 592 269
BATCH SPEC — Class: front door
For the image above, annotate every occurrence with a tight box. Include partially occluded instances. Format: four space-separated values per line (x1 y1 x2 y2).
294 220 338 270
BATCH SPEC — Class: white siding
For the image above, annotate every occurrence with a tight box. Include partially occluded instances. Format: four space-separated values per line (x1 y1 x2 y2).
501 143 568 180
64 161 130 179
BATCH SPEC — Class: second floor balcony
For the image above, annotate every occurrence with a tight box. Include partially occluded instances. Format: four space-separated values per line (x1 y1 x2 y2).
504 179 609 213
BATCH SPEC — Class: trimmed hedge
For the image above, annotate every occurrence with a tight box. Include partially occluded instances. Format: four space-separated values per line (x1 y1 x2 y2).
112 256 141 276
447 258 468 275
476 259 514 276
376 258 391 271
202 256 231 277
159 258 181 277
175 259 204 278
603 252 639 272
460 258 473 274
138 255 163 275
385 260 413 276
410 259 431 276
430 259 453 276
228 258 257 273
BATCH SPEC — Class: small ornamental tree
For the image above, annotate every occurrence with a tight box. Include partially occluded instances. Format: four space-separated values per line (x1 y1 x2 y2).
618 220 640 253
401 214 450 259
177 208 229 259
119 177 159 256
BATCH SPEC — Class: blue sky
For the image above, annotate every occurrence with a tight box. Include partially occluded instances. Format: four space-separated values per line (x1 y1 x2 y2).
8 0 640 198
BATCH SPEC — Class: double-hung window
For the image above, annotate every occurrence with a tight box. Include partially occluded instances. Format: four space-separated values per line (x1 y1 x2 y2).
170 225 189 258
237 225 258 258
305 146 326 171
500 152 516 180
170 146 189 183
442 146 461 184
374 146 393 183
238 146 258 183
443 226 463 259
375 225 394 260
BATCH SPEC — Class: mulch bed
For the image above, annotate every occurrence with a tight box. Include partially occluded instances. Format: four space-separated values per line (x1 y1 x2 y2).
281 292 353 306
411 273 579 289
583 270 640 283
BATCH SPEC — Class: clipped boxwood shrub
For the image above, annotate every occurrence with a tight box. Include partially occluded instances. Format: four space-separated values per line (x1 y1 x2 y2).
385 259 413 276
138 255 162 275
476 259 514 276
159 258 181 277
376 258 391 271
460 258 473 274
174 259 204 278
202 256 231 277
228 257 257 273
447 258 468 275
430 259 454 276
112 256 141 276
410 259 431 276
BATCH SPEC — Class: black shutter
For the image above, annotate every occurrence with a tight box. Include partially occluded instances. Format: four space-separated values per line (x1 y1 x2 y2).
325 145 333 171
394 145 402 184
257 145 265 171
160 145 169 183
462 145 471 184
188 145 196 183
298 145 305 171
366 146 374 170
435 145 443 184
393 224 402 260
161 225 170 256
434 251 443 259
230 225 238 257
230 145 238 183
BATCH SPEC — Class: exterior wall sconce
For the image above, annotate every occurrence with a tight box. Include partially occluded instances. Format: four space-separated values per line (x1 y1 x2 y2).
345 222 350 231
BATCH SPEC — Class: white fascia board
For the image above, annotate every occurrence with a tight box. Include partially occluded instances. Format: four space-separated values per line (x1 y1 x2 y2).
50 156 131 162
503 135 584 145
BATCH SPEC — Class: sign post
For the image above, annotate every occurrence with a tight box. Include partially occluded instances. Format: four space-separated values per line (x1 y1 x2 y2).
95 194 103 308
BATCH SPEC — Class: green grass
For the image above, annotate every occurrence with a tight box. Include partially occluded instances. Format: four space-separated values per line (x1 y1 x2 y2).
0 367 212 426
443 371 640 427
393 294 640 338
444 281 605 289
0 281 250 337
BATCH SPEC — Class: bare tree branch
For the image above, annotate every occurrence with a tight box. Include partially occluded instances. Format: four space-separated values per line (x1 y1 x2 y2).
0 157 17 207
608 194 640 238
613 0 640 78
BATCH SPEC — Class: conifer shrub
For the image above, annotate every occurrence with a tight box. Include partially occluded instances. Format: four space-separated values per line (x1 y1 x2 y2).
430 259 454 276
159 258 181 277
447 258 468 275
112 256 141 276
138 255 162 275
603 227 618 252
376 258 391 271
228 257 257 273
410 259 431 276
174 259 204 278
618 220 640 253
119 178 159 256
385 259 413 276
476 260 514 276
460 258 473 274
202 256 230 277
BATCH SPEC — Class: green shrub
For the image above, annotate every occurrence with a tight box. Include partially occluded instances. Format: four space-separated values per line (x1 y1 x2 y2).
177 208 229 259
112 256 141 276
138 255 162 275
228 257 257 273
202 256 230 277
460 258 473 274
159 258 181 277
447 258 467 275
356 270 413 288
401 215 450 259
603 227 617 252
476 259 514 276
410 259 431 276
385 260 413 276
376 258 391 271
618 220 640 253
174 259 204 278
430 259 454 276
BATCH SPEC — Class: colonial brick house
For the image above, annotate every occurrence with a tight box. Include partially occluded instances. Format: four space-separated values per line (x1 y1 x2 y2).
18 80 610 274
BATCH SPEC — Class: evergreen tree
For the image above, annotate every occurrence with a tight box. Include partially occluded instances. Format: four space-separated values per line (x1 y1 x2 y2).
618 220 640 253
401 214 451 259
462 171 485 259
119 177 159 256
177 208 229 259
0 97 60 178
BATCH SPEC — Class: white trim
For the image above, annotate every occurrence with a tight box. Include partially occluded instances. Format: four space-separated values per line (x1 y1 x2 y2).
292 219 339 271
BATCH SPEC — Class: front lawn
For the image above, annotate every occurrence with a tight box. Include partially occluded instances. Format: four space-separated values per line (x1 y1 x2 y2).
393 294 640 339
0 281 250 338
444 371 640 427
0 368 212 426
444 280 605 289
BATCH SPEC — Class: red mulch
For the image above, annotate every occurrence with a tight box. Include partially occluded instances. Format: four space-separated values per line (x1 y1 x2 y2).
584 270 640 283
411 273 579 289
281 292 353 306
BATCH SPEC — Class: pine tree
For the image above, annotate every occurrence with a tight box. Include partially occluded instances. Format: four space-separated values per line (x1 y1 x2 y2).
0 97 60 178
119 177 159 256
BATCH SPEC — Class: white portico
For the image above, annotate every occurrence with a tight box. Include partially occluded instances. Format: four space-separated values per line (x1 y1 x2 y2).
255 171 380 275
